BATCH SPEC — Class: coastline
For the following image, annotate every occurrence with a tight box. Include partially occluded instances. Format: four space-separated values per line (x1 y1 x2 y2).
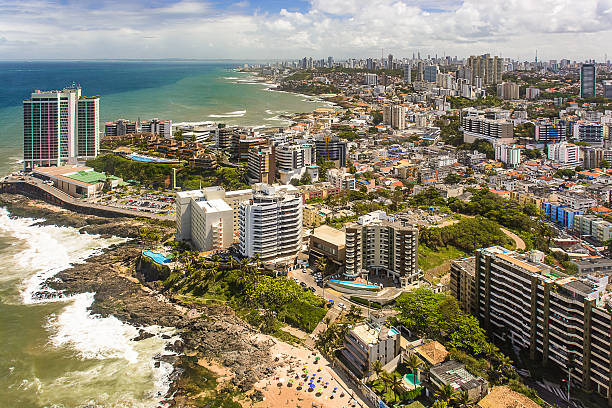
0 194 277 407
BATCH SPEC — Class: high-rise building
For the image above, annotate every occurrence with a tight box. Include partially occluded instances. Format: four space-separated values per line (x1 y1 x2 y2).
239 184 302 264
494 144 521 167
105 119 137 137
23 87 100 169
216 126 234 151
403 65 412 84
580 63 596 99
466 54 503 85
423 65 439 82
449 257 477 315
176 186 253 250
574 122 604 146
497 82 520 100
345 211 419 287
461 115 514 144
313 134 347 167
474 246 612 404
247 145 275 184
603 80 612 99
383 105 407 130
525 87 541 100
583 147 612 169
387 54 394 69
364 73 378 86
140 118 172 138
548 141 580 165
274 142 313 172
327 168 356 190
535 121 566 145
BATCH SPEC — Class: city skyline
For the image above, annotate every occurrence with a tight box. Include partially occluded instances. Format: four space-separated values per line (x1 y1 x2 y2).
1 0 612 61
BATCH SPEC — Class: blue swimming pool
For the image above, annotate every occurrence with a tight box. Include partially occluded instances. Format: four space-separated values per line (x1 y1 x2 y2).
127 154 176 164
143 250 172 264
329 279 380 290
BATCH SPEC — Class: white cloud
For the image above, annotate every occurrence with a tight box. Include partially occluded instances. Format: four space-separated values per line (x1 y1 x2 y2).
0 0 610 60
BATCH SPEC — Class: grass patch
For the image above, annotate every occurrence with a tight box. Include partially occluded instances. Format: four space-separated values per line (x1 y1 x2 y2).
418 244 468 271
350 296 383 309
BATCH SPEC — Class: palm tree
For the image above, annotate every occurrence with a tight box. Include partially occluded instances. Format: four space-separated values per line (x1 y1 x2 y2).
315 257 328 275
431 401 448 408
371 360 383 380
435 384 457 403
404 354 423 378
381 370 393 395
390 374 404 403
454 391 474 408
323 316 331 329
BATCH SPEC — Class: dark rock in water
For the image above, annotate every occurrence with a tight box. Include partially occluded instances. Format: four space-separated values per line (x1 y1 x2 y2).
132 329 155 341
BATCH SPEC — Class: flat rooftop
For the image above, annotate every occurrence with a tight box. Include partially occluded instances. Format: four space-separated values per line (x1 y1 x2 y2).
196 198 232 213
312 225 345 247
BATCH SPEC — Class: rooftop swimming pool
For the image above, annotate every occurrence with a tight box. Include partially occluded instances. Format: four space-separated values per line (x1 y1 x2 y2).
143 250 172 264
127 154 177 164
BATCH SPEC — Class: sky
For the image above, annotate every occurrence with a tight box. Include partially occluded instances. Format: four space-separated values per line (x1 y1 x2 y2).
1 0 612 61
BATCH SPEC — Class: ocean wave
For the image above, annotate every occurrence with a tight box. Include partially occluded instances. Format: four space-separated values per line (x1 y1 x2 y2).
209 110 246 118
0 207 178 406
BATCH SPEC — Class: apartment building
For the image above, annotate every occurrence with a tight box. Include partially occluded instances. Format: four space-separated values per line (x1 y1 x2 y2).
247 145 275 184
23 87 100 169
494 144 521 167
541 202 584 229
467 54 503 85
535 121 566 145
475 246 612 404
450 257 477 315
176 186 253 246
239 184 303 265
461 115 514 144
345 211 419 287
327 168 356 190
584 147 612 170
140 118 172 138
309 225 346 269
340 321 401 378
313 134 347 167
574 122 604 146
104 119 137 137
573 214 612 243
383 105 407 130
547 142 580 166
497 82 519 100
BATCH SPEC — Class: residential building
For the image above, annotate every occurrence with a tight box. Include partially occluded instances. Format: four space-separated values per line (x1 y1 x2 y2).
603 80 612 99
547 142 580 166
345 211 419 287
303 204 333 227
309 225 346 269
497 82 519 100
364 73 378 86
461 115 514 144
475 246 612 404
583 147 612 169
340 321 401 378
403 65 411 84
239 184 302 265
140 118 172 138
494 144 521 167
541 202 584 229
574 122 604 146
247 145 275 184
216 126 234 150
23 87 100 169
525 87 541 100
580 63 596 99
105 119 137 137
450 257 477 315
383 105 407 130
478 386 540 408
313 134 347 167
327 168 356 190
429 360 488 402
535 121 566 145
573 214 612 243
467 54 503 85
189 153 218 171
423 65 439 83
176 186 252 243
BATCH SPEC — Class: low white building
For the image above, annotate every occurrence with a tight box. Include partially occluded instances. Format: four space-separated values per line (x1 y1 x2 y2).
548 141 580 166
495 144 521 167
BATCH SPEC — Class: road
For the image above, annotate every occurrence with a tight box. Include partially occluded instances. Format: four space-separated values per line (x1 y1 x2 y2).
500 227 526 250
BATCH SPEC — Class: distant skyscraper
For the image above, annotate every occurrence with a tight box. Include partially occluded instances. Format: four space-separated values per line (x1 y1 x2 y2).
327 56 333 68
23 87 100 169
580 63 596 98
387 54 394 69
404 65 412 84
603 80 612 99
423 65 439 82
467 54 503 85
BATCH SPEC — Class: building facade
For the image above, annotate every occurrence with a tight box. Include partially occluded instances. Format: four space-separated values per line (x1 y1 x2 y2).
580 63 596 99
239 184 302 264
23 87 100 169
345 211 419 287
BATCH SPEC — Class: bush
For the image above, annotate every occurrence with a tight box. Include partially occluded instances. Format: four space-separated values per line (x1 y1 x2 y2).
350 296 383 309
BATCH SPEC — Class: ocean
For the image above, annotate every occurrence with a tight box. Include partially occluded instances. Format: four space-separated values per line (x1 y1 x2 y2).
0 61 329 407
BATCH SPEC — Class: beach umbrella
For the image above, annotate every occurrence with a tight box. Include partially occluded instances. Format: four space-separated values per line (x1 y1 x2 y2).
324 382 329 388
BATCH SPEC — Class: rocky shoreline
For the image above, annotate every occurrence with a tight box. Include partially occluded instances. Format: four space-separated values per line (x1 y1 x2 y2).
0 194 275 407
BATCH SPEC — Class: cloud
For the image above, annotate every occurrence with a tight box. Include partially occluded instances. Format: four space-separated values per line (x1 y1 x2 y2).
0 0 610 60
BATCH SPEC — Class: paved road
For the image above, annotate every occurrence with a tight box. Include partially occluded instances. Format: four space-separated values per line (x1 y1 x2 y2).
500 227 526 250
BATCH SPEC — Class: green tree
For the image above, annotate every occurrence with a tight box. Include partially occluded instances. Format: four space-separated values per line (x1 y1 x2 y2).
371 360 384 379
435 384 457 402
599 160 610 168
444 173 462 184
454 391 474 408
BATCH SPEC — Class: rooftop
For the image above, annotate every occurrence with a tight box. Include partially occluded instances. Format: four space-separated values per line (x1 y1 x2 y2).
430 360 486 392
312 225 345 247
412 341 449 366
477 386 540 408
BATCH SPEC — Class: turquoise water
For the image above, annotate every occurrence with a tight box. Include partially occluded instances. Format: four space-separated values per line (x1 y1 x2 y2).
143 250 172 264
403 373 421 386
0 61 330 407
329 279 380 289
127 154 177 164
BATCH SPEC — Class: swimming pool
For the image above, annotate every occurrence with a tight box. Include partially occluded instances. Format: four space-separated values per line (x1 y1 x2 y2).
328 279 380 290
143 250 172 264
127 154 177 164
403 373 421 386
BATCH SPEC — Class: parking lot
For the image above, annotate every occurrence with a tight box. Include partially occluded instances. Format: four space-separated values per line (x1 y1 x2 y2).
92 191 176 215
